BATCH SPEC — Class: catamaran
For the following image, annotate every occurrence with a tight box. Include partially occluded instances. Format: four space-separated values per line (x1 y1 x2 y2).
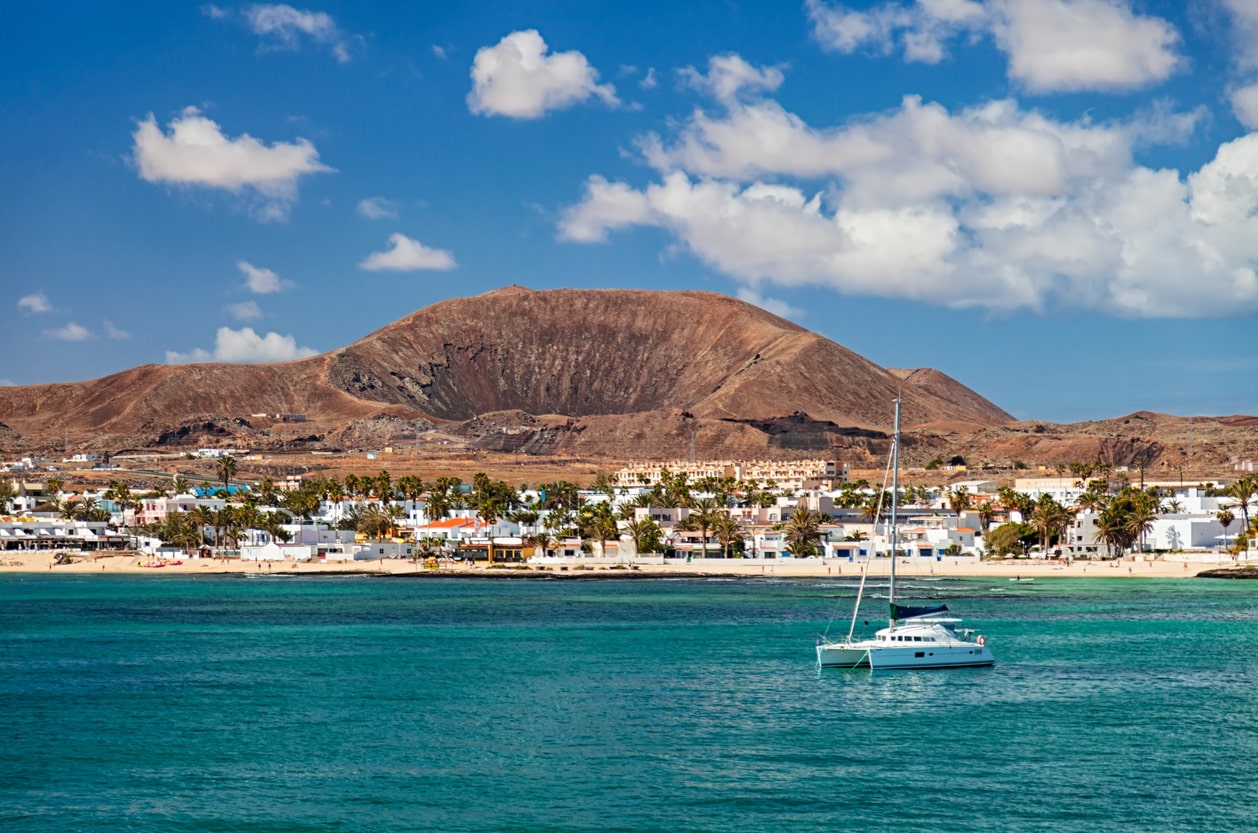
815 400 995 670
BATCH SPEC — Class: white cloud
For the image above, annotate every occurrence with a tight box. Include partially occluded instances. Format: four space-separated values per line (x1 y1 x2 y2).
806 0 1182 93
735 288 803 319
17 293 52 313
132 106 333 221
560 89 1258 319
357 196 398 220
45 322 92 341
0 378 14 386
243 3 351 62
166 326 318 364
1221 0 1258 72
432 44 448 60
993 0 1183 93
468 29 618 119
679 54 785 105
359 233 457 271
641 67 658 89
227 300 264 321
237 260 292 293
103 320 130 340
1231 84 1258 130
201 4 228 19
640 94 1138 198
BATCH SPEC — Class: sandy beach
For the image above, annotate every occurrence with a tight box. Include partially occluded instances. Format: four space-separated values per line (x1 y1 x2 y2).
0 550 1236 578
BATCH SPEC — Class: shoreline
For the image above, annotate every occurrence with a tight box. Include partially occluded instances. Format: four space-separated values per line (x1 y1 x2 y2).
1 550 1245 579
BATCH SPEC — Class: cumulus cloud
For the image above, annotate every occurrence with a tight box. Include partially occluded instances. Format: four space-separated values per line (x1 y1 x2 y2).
17 293 52 313
166 326 318 364
357 196 398 219
1221 0 1258 72
227 300 263 321
806 0 1182 93
468 30 618 119
1231 84 1258 130
359 233 457 271
132 106 333 221
639 94 1144 195
103 320 130 340
238 260 292 293
45 322 92 341
241 3 352 62
679 54 785 105
560 87 1258 318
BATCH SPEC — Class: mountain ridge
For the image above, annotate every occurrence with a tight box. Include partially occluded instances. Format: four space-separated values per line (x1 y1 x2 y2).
1 287 1253 469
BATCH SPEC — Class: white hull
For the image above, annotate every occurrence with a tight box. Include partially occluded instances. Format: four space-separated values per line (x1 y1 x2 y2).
816 618 994 670
817 640 994 670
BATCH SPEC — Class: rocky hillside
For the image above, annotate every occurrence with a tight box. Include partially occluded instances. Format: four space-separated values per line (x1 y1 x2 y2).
3 286 1251 468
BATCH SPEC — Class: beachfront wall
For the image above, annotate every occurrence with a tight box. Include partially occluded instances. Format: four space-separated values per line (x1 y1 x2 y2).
241 543 317 561
353 541 415 560
1072 512 1228 552
1150 516 1228 550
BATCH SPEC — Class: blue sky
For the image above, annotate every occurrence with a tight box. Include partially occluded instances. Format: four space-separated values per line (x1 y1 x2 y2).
3 0 1257 423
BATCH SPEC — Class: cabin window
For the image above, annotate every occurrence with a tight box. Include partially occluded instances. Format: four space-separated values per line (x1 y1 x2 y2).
915 652 925 658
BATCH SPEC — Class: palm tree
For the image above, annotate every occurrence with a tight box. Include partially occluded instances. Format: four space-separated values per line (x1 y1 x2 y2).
256 476 279 506
574 500 617 559
372 470 393 501
1226 477 1256 534
783 508 825 557
678 497 723 558
343 474 361 499
1217 509 1235 554
363 505 398 539
1030 494 1072 552
976 502 996 531
396 475 425 503
1120 489 1158 554
426 477 462 521
215 455 238 492
711 514 744 558
1074 489 1107 515
188 505 214 551
947 486 970 515
623 516 663 554
1094 507 1131 558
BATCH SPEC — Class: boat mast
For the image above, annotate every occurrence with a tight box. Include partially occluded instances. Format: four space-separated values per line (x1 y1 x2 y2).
888 398 901 628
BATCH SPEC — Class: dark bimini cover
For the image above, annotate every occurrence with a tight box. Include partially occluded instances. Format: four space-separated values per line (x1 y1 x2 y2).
891 602 950 620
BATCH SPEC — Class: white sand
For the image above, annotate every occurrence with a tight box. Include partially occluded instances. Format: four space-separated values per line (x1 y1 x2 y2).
1 550 1232 578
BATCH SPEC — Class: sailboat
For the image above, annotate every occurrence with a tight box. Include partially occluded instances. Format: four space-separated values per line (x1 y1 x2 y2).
816 400 995 670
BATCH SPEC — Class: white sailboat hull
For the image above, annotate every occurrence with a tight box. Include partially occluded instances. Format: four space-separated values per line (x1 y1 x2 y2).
817 640 994 670
816 619 994 670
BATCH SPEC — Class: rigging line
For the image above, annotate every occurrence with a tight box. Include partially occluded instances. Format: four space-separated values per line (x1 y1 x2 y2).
845 432 896 641
820 428 896 641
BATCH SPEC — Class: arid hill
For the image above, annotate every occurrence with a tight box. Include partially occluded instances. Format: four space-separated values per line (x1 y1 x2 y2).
1 286 1254 470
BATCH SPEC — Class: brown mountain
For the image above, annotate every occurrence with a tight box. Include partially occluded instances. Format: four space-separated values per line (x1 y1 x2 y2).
0 286 1016 462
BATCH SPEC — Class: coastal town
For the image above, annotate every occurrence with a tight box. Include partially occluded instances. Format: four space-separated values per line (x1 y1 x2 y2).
3 449 1255 577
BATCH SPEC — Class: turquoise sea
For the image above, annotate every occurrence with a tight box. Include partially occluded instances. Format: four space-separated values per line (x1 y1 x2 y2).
2 574 1257 833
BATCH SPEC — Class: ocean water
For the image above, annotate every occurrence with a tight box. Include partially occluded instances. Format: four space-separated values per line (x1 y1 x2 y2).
2 574 1257 833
